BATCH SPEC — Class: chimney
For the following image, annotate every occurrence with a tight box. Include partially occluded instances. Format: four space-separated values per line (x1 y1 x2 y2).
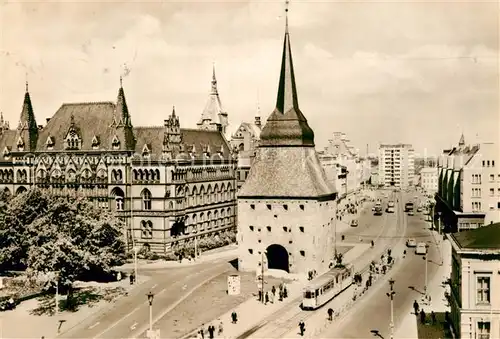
255 116 261 128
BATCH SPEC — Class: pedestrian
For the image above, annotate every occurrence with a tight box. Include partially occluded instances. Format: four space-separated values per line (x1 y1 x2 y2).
283 286 288 299
208 325 215 339
265 291 269 304
258 289 262 302
431 311 436 324
420 309 426 324
117 271 122 281
231 311 238 324
199 325 205 339
413 300 419 315
129 273 134 285
327 308 334 321
298 320 305 336
279 290 283 301
371 240 374 247
271 285 276 295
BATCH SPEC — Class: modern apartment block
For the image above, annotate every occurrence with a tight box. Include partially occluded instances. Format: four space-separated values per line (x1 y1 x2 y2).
378 143 415 189
436 135 500 232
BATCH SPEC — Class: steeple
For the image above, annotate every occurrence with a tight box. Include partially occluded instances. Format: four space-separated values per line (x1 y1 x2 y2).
259 0 315 147
458 133 465 147
15 80 39 151
197 64 229 134
116 76 132 127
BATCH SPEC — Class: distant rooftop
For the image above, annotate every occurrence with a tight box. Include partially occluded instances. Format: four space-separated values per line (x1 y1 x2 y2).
451 223 500 250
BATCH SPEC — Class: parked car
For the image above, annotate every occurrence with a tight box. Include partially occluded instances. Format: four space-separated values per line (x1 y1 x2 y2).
417 207 422 212
415 242 427 255
406 238 417 247
350 219 359 227
408 210 414 216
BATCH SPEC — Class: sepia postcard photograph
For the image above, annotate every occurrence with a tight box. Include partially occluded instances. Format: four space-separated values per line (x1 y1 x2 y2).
0 0 498 338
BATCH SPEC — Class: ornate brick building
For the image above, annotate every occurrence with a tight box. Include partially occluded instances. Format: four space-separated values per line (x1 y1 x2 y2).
0 75 237 254
237 14 338 275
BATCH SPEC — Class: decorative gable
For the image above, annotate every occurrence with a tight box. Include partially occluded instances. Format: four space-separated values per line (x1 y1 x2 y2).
111 135 120 149
142 143 151 156
46 136 55 148
91 135 100 149
3 146 11 157
17 136 25 150
65 116 82 150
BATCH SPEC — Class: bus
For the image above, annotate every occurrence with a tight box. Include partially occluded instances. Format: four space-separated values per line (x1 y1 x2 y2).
302 265 354 310
405 202 414 212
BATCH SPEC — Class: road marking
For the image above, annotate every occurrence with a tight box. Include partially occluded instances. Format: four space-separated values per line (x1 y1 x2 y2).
92 305 141 339
152 284 158 289
130 322 138 330
88 322 100 329
131 269 227 339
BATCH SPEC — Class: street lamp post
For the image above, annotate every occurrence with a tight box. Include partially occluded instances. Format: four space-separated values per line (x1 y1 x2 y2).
423 255 428 301
260 250 267 304
133 246 139 284
387 279 396 339
147 291 154 332
437 212 442 236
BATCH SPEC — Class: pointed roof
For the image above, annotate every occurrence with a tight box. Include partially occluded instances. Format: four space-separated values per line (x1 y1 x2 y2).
199 65 225 125
458 133 465 146
116 77 131 127
18 81 37 130
259 14 314 147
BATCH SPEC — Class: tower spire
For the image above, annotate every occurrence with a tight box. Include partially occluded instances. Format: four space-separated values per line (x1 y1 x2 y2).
285 0 289 33
211 63 218 94
259 0 315 147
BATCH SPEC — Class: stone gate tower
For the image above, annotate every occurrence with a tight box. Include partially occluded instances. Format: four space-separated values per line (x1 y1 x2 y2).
237 5 337 275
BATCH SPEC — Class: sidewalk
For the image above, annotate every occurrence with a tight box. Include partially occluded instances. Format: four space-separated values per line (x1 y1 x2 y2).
394 306 419 339
1 276 150 339
119 245 238 271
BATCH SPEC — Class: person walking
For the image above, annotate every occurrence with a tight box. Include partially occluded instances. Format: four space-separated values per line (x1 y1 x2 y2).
218 319 224 337
231 311 238 324
265 291 269 304
327 308 334 321
413 300 420 315
298 320 305 336
199 325 205 339
420 309 426 324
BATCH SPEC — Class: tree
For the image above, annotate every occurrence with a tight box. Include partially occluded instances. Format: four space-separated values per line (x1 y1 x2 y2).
0 188 125 309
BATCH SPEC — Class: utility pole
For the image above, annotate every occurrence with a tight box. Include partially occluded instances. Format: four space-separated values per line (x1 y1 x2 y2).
194 236 198 260
424 255 428 301
134 246 139 284
387 279 395 339
147 292 154 334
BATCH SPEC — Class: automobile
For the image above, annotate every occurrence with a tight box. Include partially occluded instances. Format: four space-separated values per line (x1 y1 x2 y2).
350 219 359 227
386 206 395 213
406 238 417 247
408 210 414 216
372 206 376 211
417 207 422 212
415 242 427 255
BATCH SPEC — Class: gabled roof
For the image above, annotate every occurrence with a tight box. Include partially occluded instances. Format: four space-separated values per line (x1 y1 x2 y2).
451 223 500 250
36 102 116 151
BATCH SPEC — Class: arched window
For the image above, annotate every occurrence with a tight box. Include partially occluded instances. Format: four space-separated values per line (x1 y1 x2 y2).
111 187 125 211
199 185 205 205
220 184 225 201
155 169 160 181
16 186 27 195
142 189 152 210
133 170 138 181
141 220 153 239
149 169 155 181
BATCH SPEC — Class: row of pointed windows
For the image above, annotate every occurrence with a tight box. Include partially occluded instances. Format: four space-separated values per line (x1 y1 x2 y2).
133 169 160 182
42 134 120 150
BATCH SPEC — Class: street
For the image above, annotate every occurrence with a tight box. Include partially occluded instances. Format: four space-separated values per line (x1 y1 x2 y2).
59 258 236 339
235 189 407 338
323 190 440 339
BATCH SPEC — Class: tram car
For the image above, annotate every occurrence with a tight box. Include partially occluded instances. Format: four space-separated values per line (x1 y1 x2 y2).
302 265 354 310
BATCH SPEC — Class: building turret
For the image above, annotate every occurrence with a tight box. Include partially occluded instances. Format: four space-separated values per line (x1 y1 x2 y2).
112 77 135 150
197 65 229 135
15 81 39 151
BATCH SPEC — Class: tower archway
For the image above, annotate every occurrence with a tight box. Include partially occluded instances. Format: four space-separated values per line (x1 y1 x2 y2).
266 244 289 272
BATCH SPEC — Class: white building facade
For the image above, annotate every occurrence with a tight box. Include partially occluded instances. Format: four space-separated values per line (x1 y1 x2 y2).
436 135 500 232
420 167 438 195
378 143 415 189
448 224 500 339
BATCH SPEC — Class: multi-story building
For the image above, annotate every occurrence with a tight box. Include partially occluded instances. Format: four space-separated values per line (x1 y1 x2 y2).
230 115 262 190
378 143 415 188
319 132 370 206
237 17 337 275
420 167 438 195
0 76 237 254
436 134 500 232
448 223 500 338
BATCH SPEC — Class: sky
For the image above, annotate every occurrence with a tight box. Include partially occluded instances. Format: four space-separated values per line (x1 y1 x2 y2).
0 0 498 157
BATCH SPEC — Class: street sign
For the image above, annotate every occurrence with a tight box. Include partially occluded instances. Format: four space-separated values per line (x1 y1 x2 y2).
227 274 240 295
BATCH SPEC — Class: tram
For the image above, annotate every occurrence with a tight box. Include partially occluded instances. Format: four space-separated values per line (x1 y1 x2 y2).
301 265 354 310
